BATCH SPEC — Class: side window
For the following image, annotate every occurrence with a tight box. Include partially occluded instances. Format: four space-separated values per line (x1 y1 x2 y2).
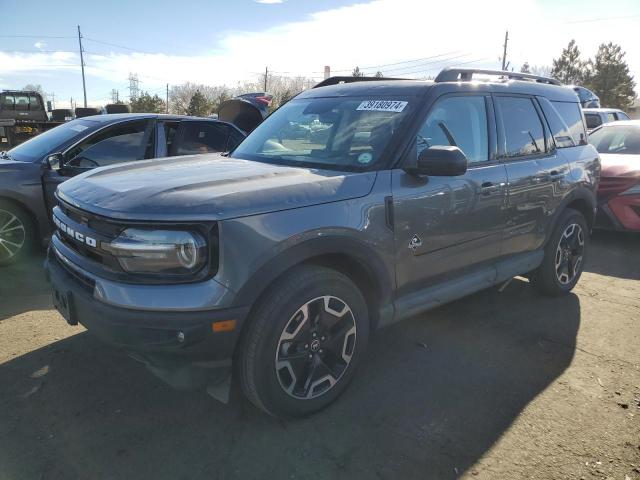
497 96 545 158
173 122 230 156
551 101 587 145
538 97 574 148
1 94 14 110
607 112 617 123
164 122 179 154
617 111 630 121
585 113 602 130
29 95 41 110
227 128 245 152
65 120 151 168
416 96 488 163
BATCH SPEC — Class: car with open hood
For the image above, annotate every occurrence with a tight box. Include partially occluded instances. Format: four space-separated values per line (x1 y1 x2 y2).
0 97 266 265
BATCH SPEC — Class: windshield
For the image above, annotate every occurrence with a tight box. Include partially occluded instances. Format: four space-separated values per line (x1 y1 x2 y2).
7 119 97 162
231 96 414 171
589 125 640 155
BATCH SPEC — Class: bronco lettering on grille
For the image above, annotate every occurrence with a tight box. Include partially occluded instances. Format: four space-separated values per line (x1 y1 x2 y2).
53 215 98 248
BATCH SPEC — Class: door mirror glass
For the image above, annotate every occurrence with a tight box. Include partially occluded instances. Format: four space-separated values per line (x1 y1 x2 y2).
407 145 468 176
45 152 64 171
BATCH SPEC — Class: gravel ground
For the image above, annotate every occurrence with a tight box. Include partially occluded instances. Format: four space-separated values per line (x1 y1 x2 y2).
0 231 638 480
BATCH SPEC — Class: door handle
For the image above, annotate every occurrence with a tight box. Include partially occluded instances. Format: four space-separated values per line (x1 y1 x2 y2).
480 182 502 196
549 170 565 182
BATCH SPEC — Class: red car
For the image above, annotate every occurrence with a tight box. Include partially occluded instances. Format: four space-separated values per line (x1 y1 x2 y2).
589 120 640 231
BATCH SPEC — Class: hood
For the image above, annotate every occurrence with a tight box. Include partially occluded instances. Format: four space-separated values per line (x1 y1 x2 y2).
599 153 640 178
57 155 376 222
0 157 29 171
218 93 271 133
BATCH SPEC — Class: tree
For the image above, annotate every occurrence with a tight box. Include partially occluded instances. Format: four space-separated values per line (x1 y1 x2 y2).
23 83 45 95
130 91 166 113
187 90 212 117
520 62 531 73
551 40 587 85
169 83 230 115
374 71 384 78
584 42 636 109
352 66 363 77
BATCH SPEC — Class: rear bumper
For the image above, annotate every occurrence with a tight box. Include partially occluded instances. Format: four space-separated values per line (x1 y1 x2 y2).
45 245 250 389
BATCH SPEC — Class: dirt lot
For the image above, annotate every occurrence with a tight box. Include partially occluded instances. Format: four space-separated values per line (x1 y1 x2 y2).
1 231 638 480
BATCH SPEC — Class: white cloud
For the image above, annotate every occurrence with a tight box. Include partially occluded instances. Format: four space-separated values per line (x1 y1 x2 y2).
34 42 47 50
1 0 638 105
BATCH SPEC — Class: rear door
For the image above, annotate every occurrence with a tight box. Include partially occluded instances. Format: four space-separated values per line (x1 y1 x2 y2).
496 95 571 256
392 93 508 296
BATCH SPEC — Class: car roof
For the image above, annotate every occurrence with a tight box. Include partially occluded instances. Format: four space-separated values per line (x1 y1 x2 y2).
298 78 579 102
78 113 208 123
583 108 625 114
595 119 640 127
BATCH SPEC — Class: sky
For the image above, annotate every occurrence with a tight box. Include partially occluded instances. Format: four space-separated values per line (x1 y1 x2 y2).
1 0 639 108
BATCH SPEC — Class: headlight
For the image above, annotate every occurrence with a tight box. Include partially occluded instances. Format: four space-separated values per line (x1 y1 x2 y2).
103 229 207 275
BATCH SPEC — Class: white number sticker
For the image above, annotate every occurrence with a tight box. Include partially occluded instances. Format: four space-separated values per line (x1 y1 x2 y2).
69 125 88 132
356 100 408 113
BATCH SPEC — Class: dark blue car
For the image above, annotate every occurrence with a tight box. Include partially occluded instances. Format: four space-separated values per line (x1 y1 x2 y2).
0 101 265 265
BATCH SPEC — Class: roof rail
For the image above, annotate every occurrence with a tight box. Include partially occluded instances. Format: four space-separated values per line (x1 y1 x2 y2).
434 68 562 86
313 76 410 89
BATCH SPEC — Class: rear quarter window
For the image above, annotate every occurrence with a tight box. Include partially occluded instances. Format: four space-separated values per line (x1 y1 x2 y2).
585 113 602 130
552 101 587 145
538 97 574 149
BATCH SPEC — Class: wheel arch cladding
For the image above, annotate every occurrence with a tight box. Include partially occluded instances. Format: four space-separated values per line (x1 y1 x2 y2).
234 236 392 332
546 189 596 247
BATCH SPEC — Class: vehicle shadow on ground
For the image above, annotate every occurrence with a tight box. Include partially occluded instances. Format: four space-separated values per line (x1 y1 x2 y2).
0 252 51 321
585 230 640 280
0 279 580 480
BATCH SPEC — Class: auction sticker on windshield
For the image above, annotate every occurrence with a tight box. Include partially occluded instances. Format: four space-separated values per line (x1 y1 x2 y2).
357 100 408 113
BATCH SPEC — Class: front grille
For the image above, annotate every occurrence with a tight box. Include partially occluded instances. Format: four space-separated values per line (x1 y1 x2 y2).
54 199 123 273
599 177 638 201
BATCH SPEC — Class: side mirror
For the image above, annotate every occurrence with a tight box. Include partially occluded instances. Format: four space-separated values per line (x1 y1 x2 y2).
45 152 64 171
407 146 468 176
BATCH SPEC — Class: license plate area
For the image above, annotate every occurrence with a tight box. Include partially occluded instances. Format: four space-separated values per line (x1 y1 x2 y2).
53 288 77 326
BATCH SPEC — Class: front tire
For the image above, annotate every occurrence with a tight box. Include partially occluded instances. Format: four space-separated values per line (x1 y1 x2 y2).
530 208 588 296
0 201 34 266
238 265 369 418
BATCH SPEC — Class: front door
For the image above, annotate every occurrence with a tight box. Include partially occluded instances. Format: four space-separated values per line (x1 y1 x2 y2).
42 119 155 215
392 94 508 298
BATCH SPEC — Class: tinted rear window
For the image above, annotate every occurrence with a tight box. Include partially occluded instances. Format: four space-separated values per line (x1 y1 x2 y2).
552 101 587 145
497 96 546 158
585 114 602 130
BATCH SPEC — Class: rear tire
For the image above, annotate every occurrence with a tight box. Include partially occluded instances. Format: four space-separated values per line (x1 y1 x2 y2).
530 208 588 296
0 201 34 266
238 265 369 418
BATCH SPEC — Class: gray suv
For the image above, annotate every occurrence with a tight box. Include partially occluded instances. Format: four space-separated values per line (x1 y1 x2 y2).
45 69 600 418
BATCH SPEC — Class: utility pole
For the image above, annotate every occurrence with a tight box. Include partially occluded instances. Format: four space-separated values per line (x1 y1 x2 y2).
263 66 268 92
48 92 56 109
501 30 509 71
77 25 87 107
128 73 140 101
166 83 169 114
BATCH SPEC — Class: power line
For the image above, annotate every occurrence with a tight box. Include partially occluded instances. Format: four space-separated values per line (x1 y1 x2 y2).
83 37 159 55
0 35 74 39
326 50 465 74
565 13 640 24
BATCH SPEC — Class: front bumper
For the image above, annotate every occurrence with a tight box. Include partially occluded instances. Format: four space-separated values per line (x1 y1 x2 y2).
45 244 250 389
596 196 640 232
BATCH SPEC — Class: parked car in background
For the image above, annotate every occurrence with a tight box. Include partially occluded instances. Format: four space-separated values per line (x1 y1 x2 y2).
0 90 65 148
46 68 599 418
584 108 631 132
0 99 265 265
569 85 600 108
589 121 640 232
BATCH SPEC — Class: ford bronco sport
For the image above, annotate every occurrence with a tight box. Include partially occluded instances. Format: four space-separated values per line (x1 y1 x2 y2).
46 68 600 418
